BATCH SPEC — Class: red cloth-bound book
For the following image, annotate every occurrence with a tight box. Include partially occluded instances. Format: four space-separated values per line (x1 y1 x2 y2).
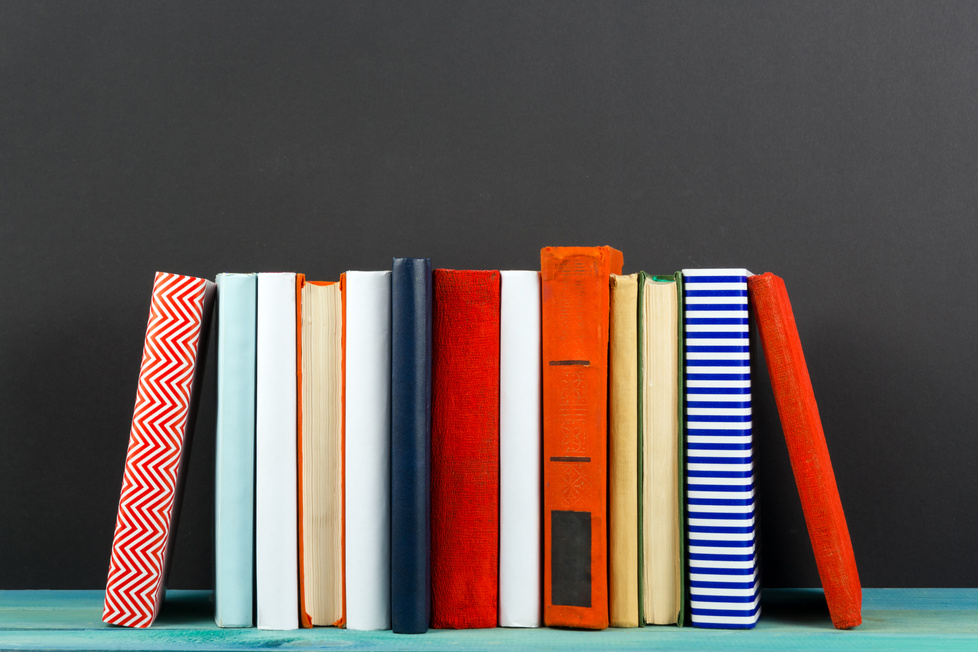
430 269 501 629
748 272 862 629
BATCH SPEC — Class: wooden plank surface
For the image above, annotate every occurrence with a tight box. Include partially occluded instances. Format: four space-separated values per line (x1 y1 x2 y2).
1 589 977 650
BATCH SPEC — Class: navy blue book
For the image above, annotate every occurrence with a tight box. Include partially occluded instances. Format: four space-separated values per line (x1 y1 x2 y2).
390 258 433 634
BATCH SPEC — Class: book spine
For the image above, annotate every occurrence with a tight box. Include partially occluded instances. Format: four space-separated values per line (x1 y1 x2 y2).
748 273 862 629
682 269 759 629
298 280 344 627
643 274 684 626
214 273 257 628
344 271 393 631
256 272 299 630
609 273 640 627
104 272 214 628
541 246 623 630
498 270 542 628
390 258 433 634
430 269 501 629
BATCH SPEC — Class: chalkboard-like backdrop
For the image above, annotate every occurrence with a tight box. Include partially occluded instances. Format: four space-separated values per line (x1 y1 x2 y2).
2 1 976 590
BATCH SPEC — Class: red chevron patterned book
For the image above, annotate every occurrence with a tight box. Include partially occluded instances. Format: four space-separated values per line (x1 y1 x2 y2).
748 272 861 629
430 269 501 629
103 272 216 628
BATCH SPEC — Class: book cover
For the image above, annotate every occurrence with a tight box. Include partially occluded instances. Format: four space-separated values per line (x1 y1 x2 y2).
540 245 623 630
430 269 501 629
297 276 345 628
498 270 542 629
683 268 760 629
390 257 433 635
748 272 862 629
639 272 685 626
214 273 256 628
256 272 299 630
103 272 215 628
344 271 393 631
609 273 639 628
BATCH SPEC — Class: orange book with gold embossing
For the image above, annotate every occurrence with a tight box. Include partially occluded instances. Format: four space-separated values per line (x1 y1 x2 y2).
541 246 623 630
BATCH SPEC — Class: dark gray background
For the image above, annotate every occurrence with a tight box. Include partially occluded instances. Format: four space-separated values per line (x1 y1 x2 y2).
2 1 975 589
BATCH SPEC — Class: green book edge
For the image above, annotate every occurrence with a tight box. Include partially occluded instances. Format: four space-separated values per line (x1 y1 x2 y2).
636 272 646 628
645 272 686 627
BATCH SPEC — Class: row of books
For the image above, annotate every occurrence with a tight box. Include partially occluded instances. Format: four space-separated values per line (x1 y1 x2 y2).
101 247 862 633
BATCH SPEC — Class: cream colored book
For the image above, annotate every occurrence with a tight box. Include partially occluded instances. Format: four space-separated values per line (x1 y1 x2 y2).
609 273 639 628
640 273 684 626
297 276 344 628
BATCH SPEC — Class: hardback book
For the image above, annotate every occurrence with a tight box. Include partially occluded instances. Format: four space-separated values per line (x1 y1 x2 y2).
103 272 215 628
683 268 760 629
390 257 433 634
498 270 542 628
430 269 501 629
214 273 257 628
639 272 685 626
608 273 640 628
256 272 299 630
344 271 393 631
540 245 623 630
296 275 345 628
748 272 861 629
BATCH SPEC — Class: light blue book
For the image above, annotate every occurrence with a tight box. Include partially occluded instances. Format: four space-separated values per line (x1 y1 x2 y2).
214 273 257 627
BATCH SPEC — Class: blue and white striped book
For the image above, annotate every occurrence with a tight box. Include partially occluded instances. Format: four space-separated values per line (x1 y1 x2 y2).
682 269 760 629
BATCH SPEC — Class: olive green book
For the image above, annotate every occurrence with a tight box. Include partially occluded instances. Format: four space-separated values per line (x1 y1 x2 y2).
638 272 685 626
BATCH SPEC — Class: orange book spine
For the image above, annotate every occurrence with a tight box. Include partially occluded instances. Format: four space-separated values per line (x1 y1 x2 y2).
297 277 344 628
337 273 347 628
541 246 623 630
296 274 311 629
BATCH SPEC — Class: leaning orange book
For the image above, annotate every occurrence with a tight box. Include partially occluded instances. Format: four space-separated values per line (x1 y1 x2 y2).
541 246 623 630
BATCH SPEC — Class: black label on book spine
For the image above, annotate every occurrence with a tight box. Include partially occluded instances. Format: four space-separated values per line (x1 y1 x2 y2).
551 510 591 607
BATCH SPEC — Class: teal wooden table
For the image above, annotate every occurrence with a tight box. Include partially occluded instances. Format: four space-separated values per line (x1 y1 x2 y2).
1 589 975 650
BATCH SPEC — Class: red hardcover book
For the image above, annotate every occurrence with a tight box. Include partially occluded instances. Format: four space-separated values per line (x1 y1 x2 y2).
541 246 623 630
748 272 862 629
103 272 215 627
430 269 501 629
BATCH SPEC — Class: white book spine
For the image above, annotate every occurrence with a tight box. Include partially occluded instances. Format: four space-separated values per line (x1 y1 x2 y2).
256 272 299 630
344 271 393 631
498 270 542 628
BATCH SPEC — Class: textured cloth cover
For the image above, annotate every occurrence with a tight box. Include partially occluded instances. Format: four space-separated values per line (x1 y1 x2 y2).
748 272 862 629
430 269 501 629
104 272 214 628
540 246 623 630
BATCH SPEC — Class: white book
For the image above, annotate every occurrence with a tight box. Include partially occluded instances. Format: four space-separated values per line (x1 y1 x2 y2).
344 271 393 631
256 272 299 630
498 270 542 628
